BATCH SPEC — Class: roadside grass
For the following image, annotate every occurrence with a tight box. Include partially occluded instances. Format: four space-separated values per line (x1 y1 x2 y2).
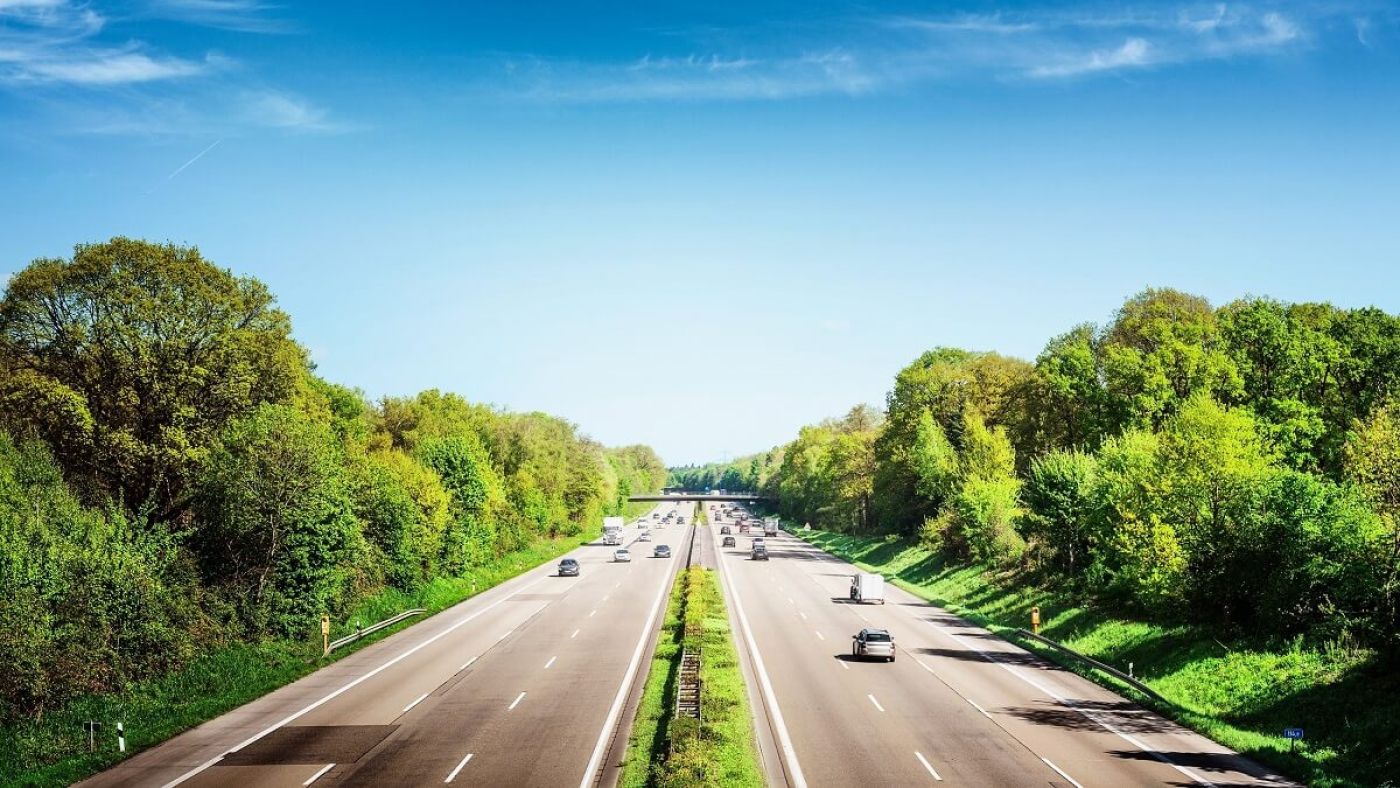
800 530 1398 788
620 567 762 788
1 531 594 788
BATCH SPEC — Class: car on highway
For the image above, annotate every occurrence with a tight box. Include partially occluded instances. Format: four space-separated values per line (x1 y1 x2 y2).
852 628 895 662
751 544 769 560
720 525 731 534
751 537 765 548
652 512 660 519
639 531 651 541
653 545 672 558
558 558 580 577
722 535 736 548
613 549 631 562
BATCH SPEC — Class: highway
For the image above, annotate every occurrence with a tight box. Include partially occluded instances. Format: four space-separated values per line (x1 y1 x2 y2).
81 503 695 788
709 504 1296 788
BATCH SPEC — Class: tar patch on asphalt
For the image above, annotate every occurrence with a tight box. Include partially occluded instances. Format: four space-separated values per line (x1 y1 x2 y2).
221 725 398 765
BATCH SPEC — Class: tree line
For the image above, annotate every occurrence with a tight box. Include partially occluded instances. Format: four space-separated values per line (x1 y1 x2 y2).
0 238 666 720
682 289 1400 649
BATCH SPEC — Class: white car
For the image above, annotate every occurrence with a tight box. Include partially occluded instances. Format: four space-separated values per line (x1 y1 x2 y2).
639 531 651 542
614 549 632 562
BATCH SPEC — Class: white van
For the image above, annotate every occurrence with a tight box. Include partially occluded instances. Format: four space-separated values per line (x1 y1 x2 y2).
850 573 885 604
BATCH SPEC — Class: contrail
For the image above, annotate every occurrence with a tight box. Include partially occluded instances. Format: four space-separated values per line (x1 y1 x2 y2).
166 138 222 180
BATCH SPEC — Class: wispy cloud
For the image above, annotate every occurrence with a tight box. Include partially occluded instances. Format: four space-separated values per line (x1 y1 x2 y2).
499 3 1362 102
506 49 879 103
144 0 291 34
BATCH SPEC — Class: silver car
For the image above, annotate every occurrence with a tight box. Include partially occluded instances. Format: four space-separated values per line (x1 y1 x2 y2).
613 549 631 562
852 628 895 662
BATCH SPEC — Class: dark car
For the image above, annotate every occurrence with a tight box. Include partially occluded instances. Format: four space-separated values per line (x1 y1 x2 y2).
654 545 672 558
852 628 895 662
558 558 580 577
720 525 731 535
722 535 736 548
751 545 769 561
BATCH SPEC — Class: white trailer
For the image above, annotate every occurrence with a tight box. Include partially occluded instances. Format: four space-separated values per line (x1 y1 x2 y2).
603 516 625 546
850 573 885 604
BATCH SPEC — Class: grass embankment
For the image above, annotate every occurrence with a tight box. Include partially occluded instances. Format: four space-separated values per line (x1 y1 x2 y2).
1 532 594 788
620 567 762 788
801 530 1396 788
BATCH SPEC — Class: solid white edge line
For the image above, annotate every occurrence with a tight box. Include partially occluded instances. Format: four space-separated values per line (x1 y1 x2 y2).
914 751 943 781
867 693 885 712
926 609 1221 787
302 763 334 786
508 691 527 710
1042 757 1085 788
457 656 477 673
402 692 429 713
716 537 809 788
576 537 682 788
444 752 473 783
159 572 553 788
545 656 557 669
967 698 992 718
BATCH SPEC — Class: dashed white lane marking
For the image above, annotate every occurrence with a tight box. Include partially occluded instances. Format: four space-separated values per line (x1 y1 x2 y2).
915 752 943 781
589 609 597 618
508 691 527 710
868 694 885 712
444 753 473 783
814 630 825 641
302 764 334 785
839 661 850 670
456 656 477 674
402 692 429 713
602 595 609 602
1042 757 1085 788
161 571 554 788
498 629 513 641
798 611 808 621
544 656 557 670
787 596 795 605
571 628 580 638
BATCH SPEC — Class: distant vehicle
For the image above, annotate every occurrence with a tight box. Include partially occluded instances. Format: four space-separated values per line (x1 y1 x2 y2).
654 545 672 559
639 531 651 542
763 518 779 537
751 537 765 548
603 516 625 546
722 535 736 548
558 558 580 577
653 512 661 520
677 516 686 524
739 523 750 534
850 573 885 604
614 549 631 562
751 544 769 561
852 628 895 662
720 525 731 534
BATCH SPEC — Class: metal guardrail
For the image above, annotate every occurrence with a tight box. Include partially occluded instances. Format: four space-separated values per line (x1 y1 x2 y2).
1015 628 1168 704
327 608 426 653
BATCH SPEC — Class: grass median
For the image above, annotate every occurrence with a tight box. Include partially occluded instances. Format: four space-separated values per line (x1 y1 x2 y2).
1 531 594 788
620 566 762 788
799 529 1396 788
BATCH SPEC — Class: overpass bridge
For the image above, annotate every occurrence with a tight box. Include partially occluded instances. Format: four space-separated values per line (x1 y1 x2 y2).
627 493 771 503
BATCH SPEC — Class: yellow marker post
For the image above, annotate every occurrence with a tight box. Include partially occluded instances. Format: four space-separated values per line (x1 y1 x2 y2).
321 614 331 656
1031 606 1041 635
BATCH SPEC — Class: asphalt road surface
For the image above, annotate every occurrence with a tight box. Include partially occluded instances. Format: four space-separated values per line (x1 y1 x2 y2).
82 503 695 788
709 503 1297 788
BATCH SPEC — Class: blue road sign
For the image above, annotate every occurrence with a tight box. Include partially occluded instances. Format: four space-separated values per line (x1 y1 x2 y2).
1284 728 1305 740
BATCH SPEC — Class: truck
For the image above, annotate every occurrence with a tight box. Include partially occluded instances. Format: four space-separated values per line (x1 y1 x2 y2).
850 572 885 604
763 517 779 537
603 516 625 546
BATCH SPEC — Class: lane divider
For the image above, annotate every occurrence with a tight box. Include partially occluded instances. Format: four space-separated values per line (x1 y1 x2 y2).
1042 757 1085 788
914 752 943 782
302 764 334 786
867 694 885 713
402 692 429 713
508 691 527 711
444 753 473 783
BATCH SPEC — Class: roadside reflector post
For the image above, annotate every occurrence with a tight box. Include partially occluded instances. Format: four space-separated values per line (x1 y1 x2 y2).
1031 606 1041 635
117 721 125 753
321 614 331 656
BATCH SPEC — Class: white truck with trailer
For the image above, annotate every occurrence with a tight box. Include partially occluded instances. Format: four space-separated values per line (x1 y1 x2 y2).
603 516 625 546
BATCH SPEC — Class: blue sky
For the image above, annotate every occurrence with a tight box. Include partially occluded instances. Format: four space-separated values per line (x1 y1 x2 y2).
2 1 1399 465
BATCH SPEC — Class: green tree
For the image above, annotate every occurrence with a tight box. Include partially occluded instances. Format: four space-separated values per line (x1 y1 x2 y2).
194 405 359 635
1022 450 1098 578
350 450 451 589
0 238 307 519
